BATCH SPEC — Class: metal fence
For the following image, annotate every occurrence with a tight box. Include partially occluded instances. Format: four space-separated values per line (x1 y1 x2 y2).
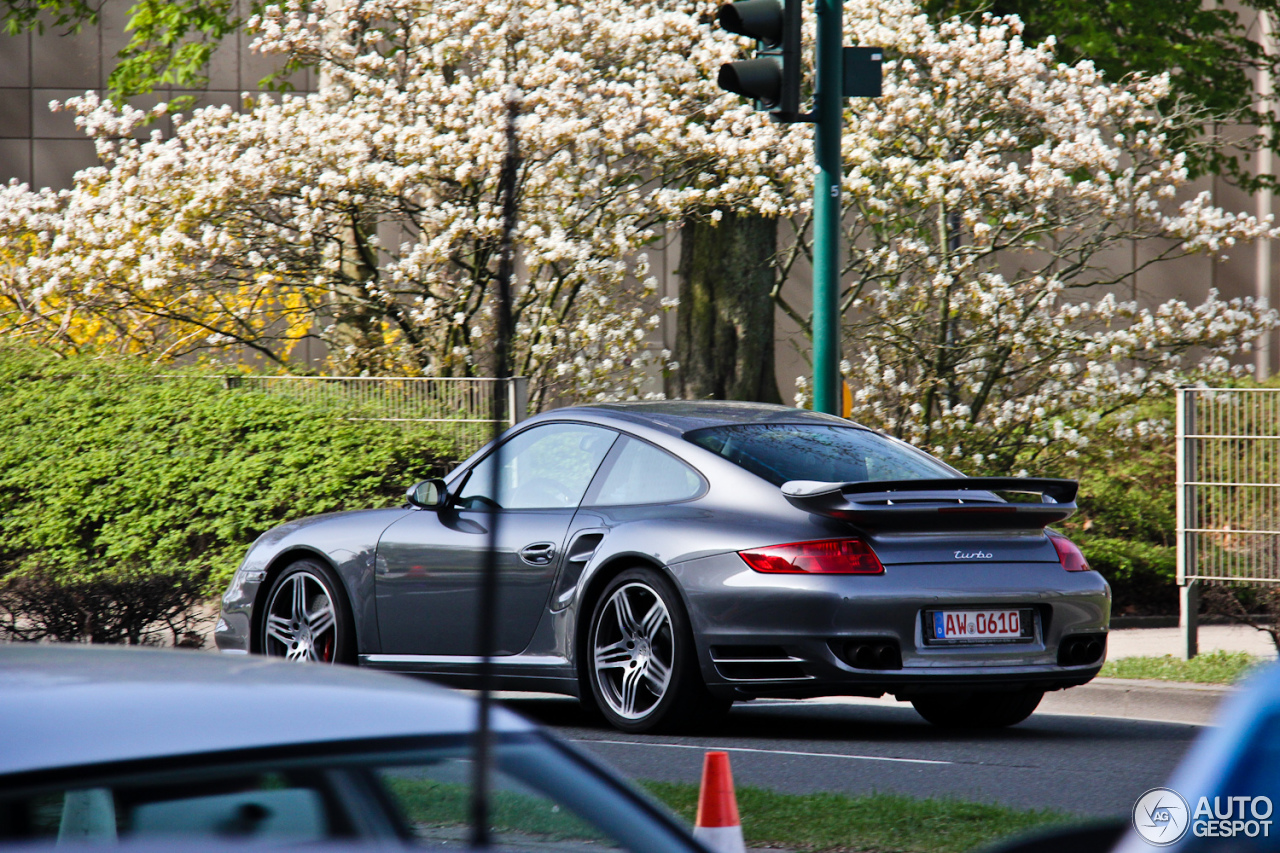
224 375 528 462
1176 386 1280 655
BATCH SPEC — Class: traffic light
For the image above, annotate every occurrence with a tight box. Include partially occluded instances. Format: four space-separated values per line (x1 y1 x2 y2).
716 0 801 121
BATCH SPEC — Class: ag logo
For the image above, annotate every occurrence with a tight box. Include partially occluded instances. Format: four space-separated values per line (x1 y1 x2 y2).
1133 787 1190 846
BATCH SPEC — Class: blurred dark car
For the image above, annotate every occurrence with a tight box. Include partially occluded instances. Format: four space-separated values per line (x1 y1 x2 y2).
989 662 1280 853
216 401 1110 733
0 645 705 851
1110 661 1280 853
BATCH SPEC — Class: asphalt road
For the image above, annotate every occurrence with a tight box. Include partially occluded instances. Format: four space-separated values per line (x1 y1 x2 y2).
503 696 1202 816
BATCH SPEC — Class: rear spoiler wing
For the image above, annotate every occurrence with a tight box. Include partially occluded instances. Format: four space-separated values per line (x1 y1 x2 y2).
780 477 1078 531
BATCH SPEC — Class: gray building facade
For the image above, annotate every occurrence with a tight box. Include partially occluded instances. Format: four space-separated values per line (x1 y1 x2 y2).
0 0 310 191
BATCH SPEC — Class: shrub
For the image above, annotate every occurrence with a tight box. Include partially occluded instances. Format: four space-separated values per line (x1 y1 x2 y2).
1203 585 1280 652
0 563 211 645
1049 398 1177 614
1075 536 1176 615
0 347 455 641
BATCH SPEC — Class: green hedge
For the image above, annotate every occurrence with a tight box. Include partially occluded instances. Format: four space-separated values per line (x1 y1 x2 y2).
1077 536 1176 613
1047 401 1177 615
0 348 455 597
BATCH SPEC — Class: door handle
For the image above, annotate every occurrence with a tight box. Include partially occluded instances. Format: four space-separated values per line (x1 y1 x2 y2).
519 542 557 566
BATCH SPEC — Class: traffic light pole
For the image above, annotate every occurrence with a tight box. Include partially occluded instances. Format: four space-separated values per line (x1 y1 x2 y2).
811 0 842 416
716 0 878 416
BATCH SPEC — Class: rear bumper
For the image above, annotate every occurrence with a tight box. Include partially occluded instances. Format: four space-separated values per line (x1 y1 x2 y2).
708 650 1103 700
672 553 1110 700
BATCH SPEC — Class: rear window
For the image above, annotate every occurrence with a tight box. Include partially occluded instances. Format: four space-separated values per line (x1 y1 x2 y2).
684 424 958 487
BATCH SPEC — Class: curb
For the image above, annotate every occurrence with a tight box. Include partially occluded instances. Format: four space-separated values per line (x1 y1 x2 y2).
1040 677 1231 726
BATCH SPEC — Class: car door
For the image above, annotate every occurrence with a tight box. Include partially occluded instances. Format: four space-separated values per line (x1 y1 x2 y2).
374 422 618 656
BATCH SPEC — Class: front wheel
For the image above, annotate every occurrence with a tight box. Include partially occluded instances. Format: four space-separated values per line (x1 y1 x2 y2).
586 568 729 733
910 690 1044 729
260 560 355 664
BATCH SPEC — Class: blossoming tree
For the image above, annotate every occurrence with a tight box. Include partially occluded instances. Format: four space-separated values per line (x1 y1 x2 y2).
0 0 738 407
0 0 1275 464
776 3 1278 471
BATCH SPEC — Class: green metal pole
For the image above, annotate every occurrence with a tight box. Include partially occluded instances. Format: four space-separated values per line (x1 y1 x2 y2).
811 0 842 415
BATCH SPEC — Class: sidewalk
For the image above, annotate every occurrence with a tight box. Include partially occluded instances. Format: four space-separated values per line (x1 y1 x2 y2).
1107 624 1277 660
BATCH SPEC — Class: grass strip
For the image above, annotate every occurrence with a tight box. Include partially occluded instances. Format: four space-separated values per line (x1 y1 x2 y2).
384 776 606 842
1099 651 1264 685
641 781 1071 853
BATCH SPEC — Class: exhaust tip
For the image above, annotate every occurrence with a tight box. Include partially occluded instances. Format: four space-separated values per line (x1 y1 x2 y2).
839 638 902 670
1058 634 1107 667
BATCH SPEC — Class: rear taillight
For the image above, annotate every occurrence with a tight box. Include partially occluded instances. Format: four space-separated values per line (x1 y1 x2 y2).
739 539 885 575
1051 536 1091 572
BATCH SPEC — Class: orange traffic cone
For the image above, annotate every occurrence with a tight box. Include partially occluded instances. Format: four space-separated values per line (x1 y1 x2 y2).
693 751 745 853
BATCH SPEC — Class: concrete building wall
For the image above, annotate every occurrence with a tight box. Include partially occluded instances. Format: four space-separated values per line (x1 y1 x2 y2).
0 0 312 191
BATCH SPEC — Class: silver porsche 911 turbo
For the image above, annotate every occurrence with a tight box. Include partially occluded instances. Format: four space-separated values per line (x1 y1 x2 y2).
215 401 1110 733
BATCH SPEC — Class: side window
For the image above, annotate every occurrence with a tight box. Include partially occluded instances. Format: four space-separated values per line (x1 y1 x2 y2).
0 775 337 844
589 438 704 506
456 424 617 510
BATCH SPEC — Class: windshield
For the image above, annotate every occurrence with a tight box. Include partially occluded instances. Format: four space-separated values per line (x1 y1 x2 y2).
685 424 959 487
0 735 690 852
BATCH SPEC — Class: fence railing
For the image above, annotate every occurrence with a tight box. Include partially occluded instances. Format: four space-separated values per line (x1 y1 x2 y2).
224 375 528 462
1176 386 1280 656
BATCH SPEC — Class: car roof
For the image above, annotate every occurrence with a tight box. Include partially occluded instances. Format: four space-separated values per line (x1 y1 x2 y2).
543 401 862 437
0 645 533 778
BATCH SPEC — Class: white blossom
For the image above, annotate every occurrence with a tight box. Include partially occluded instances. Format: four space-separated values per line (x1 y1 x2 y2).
0 0 1272 439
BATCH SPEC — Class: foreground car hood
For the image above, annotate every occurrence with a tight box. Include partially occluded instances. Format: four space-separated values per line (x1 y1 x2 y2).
0 645 532 777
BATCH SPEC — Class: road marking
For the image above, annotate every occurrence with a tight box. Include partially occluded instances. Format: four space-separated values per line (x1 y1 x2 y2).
579 739 952 765
746 698 902 708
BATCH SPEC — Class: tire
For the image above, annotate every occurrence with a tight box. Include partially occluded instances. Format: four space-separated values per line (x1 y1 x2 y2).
910 690 1044 729
585 568 730 733
259 559 356 664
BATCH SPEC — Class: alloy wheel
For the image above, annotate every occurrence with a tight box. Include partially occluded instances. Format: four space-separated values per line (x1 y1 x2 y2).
592 582 675 720
264 571 339 662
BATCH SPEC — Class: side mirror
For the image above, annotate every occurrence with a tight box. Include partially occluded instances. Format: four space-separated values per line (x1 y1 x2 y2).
406 479 449 509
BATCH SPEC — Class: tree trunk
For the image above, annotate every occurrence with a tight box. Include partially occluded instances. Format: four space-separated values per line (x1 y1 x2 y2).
673 211 782 403
326 211 387 375
318 14 385 376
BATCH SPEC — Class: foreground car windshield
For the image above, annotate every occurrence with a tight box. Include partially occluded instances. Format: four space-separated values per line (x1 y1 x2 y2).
685 423 959 486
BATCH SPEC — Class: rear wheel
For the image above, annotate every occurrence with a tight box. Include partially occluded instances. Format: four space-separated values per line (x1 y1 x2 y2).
260 560 355 664
586 568 729 733
910 690 1044 729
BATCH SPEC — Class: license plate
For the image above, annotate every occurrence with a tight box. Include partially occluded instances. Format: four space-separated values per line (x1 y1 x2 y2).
927 609 1032 643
